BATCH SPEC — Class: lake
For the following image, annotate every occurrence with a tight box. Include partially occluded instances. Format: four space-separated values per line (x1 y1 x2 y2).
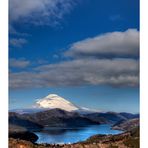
34 124 122 144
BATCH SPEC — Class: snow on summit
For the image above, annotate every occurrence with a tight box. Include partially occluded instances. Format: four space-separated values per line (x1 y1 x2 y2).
34 94 79 112
11 94 100 114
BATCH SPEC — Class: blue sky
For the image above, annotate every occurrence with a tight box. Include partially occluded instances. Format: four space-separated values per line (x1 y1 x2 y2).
9 0 139 113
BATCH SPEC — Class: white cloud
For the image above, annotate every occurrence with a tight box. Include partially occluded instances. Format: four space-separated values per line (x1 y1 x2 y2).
9 58 139 89
9 0 76 25
10 58 30 68
9 38 27 48
9 28 139 89
65 29 139 58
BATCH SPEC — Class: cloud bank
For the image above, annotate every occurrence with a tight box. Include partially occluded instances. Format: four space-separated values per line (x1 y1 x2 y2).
9 38 28 48
10 58 139 89
65 29 139 59
9 29 139 89
9 0 76 25
10 58 30 68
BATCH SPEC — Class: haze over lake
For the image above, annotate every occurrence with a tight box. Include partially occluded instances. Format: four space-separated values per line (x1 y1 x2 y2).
35 124 122 144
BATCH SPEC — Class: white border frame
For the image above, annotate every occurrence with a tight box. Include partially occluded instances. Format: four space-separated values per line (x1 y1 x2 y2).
140 0 148 148
0 0 8 146
0 0 147 147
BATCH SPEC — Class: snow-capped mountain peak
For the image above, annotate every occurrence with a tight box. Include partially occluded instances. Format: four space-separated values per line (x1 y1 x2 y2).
34 94 79 112
10 94 100 114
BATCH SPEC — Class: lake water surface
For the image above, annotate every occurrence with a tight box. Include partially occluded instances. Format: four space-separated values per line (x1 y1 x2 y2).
35 124 122 144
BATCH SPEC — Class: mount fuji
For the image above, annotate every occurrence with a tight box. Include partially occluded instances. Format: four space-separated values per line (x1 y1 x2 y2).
34 94 79 112
11 94 98 114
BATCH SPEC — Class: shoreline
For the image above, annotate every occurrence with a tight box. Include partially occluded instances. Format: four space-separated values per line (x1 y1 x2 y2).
9 126 139 148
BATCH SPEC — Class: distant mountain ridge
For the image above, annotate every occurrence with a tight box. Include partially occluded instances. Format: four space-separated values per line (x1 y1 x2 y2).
112 118 139 131
9 93 139 135
9 108 139 131
9 108 99 131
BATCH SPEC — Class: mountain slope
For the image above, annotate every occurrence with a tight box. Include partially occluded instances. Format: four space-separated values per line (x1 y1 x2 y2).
86 112 128 124
9 108 100 130
34 94 79 112
112 118 139 131
9 112 43 131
